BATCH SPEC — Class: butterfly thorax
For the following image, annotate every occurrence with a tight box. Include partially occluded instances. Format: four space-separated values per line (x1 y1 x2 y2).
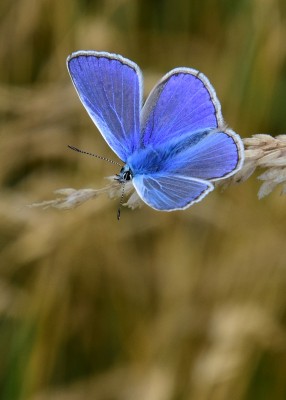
126 130 212 177
127 145 171 176
116 147 163 183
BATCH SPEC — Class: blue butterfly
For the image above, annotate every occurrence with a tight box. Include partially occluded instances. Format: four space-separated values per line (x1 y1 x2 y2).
67 51 244 216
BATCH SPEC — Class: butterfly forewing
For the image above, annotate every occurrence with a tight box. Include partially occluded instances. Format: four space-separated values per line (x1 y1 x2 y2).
67 51 143 162
140 68 223 148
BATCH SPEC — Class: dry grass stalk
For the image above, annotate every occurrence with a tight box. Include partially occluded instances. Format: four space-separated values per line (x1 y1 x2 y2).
29 179 140 210
29 134 286 211
225 134 286 198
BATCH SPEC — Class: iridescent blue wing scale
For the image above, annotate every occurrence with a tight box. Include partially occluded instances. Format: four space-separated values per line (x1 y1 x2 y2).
67 51 143 162
133 174 213 211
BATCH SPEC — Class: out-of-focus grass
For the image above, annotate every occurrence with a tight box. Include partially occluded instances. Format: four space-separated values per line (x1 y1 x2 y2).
1 1 286 399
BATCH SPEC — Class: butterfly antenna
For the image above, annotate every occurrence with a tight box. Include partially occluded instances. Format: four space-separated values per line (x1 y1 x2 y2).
117 182 126 221
68 145 122 167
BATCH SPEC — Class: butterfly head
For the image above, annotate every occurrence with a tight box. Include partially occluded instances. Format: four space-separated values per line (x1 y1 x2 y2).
116 164 133 183
115 164 133 220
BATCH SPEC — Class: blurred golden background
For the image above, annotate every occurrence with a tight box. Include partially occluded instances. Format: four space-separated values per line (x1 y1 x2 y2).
1 1 286 399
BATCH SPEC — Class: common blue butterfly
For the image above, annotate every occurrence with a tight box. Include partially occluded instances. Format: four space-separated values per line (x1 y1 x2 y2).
67 51 244 216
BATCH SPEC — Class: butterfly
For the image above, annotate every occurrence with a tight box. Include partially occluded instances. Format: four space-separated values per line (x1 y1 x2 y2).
67 51 244 217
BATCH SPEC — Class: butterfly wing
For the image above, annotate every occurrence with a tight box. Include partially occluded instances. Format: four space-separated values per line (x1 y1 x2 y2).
133 174 213 211
67 51 143 162
139 67 244 181
141 68 223 148
157 129 244 181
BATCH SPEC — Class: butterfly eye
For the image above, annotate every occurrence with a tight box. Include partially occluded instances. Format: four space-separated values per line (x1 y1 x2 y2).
115 166 133 183
121 168 132 182
123 170 132 181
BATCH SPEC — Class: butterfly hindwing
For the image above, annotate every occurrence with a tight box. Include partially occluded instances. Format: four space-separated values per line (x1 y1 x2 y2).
132 174 214 211
67 51 143 162
156 129 244 181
